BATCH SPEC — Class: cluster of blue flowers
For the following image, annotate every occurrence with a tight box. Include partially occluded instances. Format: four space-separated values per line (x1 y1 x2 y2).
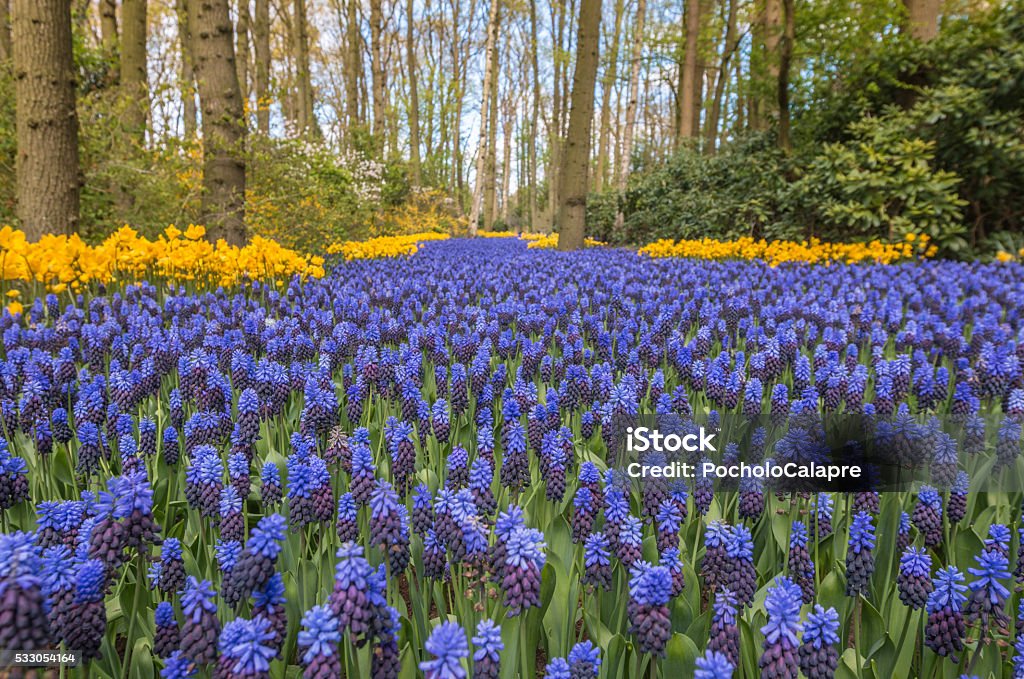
0 238 1021 676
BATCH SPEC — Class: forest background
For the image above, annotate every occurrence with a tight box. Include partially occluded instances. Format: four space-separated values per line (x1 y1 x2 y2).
0 0 1020 257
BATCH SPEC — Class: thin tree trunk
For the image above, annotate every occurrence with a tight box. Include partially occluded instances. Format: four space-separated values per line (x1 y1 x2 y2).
556 0 602 251
12 0 80 238
0 0 11 62
369 0 385 142
253 0 269 133
121 0 148 143
528 0 539 231
345 0 361 129
483 30 500 229
177 0 198 138
547 0 565 232
468 0 500 236
236 0 250 108
500 99 513 223
705 0 737 153
100 0 118 84
189 0 247 245
617 0 644 190
777 0 794 151
594 0 623 193
406 0 422 184
903 0 939 41
759 0 781 129
677 0 701 142
293 0 317 137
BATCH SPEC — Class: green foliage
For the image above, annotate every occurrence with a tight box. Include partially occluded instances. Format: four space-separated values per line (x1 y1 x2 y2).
799 125 968 251
595 2 1024 256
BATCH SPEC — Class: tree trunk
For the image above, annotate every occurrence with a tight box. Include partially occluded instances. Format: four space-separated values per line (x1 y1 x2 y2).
345 0 361 129
236 0 250 107
0 0 11 62
468 0 500 236
483 35 500 229
617 0 644 190
528 0 539 231
594 0 623 192
777 0 794 151
760 0 781 127
292 0 317 137
406 0 422 184
903 0 939 41
177 0 197 138
12 0 80 238
500 99 513 223
547 0 566 232
677 0 701 143
253 0 269 133
705 0 737 153
100 0 118 84
120 0 148 143
556 0 601 251
188 0 247 245
369 0 385 142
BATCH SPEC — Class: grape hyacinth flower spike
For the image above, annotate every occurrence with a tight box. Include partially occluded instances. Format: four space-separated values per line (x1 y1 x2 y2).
154 600 181 659
798 605 840 679
223 513 287 607
567 640 601 678
180 576 221 665
759 577 803 679
298 605 342 679
846 511 875 597
897 547 933 610
695 650 734 679
627 561 673 657
420 621 469 679
0 532 51 653
925 566 967 662
471 619 503 679
966 549 1011 638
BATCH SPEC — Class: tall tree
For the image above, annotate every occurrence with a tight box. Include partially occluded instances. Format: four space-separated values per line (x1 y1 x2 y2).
177 0 198 138
468 0 500 235
527 0 539 230
236 0 250 106
100 0 118 84
617 0 644 189
556 0 602 250
483 25 501 229
0 0 10 62
253 0 270 133
345 0 361 130
188 0 247 245
292 0 317 136
369 0 385 141
12 0 80 238
406 0 422 184
594 0 623 193
677 0 701 142
776 0 794 151
704 0 738 153
120 0 148 142
903 0 939 41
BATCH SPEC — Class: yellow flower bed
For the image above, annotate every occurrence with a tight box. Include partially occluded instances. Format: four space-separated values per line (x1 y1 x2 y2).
326 232 450 260
524 234 607 249
0 225 325 293
637 235 938 265
476 231 519 238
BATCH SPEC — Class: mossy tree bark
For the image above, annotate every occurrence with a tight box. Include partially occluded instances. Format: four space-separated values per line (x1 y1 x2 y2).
12 0 80 239
188 0 247 245
556 0 602 251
